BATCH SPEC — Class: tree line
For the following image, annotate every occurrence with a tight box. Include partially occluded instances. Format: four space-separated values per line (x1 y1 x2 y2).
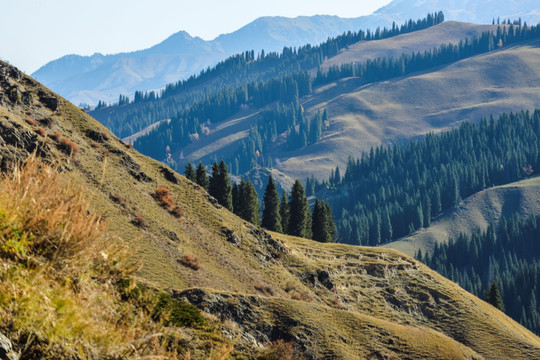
314 110 540 245
184 161 335 242
313 22 540 87
417 214 540 335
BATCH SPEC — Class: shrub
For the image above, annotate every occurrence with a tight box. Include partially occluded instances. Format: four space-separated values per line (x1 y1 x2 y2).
49 132 62 141
132 215 147 227
0 157 123 275
35 127 46 137
110 193 124 205
26 117 38 126
254 283 275 296
256 340 294 360
171 205 184 218
179 254 200 270
153 186 183 218
152 293 205 327
59 137 79 155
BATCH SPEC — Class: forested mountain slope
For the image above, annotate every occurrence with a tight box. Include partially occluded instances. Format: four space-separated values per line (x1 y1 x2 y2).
153 31 540 181
386 176 540 257
1 60 539 359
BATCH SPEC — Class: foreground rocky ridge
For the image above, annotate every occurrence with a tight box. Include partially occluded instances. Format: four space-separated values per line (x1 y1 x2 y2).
1 60 539 359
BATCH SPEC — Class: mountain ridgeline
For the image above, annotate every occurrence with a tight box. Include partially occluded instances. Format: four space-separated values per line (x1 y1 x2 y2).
91 12 445 139
316 110 540 245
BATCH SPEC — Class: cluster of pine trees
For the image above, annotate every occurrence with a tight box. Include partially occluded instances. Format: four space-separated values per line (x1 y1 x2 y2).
417 214 540 335
316 110 540 245
230 103 328 174
91 13 444 139
184 161 335 242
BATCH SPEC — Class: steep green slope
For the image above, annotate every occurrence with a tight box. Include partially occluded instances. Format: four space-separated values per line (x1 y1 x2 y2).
386 176 540 257
1 61 539 359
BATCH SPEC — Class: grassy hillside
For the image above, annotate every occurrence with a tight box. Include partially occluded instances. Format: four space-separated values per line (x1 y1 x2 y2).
321 21 497 70
385 176 540 257
1 60 539 359
175 35 540 180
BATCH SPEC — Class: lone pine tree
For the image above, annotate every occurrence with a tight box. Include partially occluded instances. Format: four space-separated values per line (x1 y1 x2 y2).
238 178 260 225
209 161 232 211
288 180 311 238
262 175 282 232
184 162 196 182
312 199 335 243
195 162 209 190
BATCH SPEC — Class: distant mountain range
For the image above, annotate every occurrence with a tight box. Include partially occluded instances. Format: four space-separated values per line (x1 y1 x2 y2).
32 0 540 106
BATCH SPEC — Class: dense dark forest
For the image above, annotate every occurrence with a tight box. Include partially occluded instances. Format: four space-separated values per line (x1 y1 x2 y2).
91 13 445 139
418 214 540 335
131 19 540 175
317 110 540 245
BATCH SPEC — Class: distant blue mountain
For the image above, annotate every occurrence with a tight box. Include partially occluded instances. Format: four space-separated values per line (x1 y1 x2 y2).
32 0 540 106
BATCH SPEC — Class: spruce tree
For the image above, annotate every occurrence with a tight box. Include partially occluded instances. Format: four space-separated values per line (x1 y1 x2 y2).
486 281 505 311
304 195 313 239
312 200 335 242
239 178 260 225
280 190 290 233
262 175 282 232
209 161 233 211
195 162 209 190
184 162 196 182
232 183 240 216
288 180 310 238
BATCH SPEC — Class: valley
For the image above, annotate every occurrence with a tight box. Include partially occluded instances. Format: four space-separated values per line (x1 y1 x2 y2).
2 0 540 358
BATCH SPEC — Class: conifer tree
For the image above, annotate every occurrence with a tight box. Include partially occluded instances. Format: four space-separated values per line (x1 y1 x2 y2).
238 178 260 225
195 162 209 189
288 180 310 238
485 281 505 311
209 161 233 211
312 200 335 242
232 183 240 215
184 162 196 182
280 190 290 233
262 175 282 232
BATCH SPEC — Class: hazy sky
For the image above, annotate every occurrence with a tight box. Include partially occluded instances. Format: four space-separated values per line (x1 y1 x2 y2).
0 0 392 74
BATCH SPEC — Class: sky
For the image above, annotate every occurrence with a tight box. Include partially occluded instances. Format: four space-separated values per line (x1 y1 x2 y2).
0 0 392 74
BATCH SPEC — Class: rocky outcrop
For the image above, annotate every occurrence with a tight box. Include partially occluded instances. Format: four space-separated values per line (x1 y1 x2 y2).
175 288 312 357
0 333 18 360
0 119 48 171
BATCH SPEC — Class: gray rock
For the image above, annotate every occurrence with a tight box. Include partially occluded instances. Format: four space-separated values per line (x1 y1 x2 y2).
0 333 19 360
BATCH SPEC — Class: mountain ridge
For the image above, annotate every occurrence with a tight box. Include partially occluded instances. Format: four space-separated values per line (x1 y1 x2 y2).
31 0 540 106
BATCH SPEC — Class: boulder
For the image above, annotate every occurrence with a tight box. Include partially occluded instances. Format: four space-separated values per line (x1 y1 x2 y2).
0 333 19 360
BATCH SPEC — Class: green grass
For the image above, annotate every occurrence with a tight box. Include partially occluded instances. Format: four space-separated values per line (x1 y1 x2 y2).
1 59 539 359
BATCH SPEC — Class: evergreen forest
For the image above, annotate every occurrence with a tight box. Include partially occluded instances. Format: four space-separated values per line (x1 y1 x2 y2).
418 214 540 335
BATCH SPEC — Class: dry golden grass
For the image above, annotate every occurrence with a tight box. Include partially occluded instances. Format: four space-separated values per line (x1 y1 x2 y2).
0 158 231 359
1 59 539 359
